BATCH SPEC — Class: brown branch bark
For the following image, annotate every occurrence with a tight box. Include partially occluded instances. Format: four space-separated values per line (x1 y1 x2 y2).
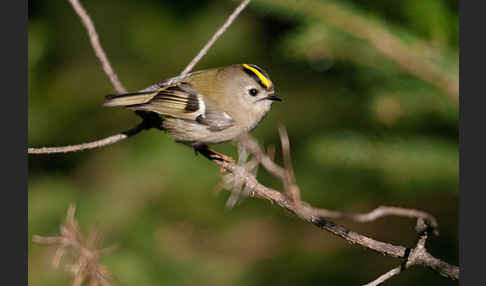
365 232 459 285
212 151 459 276
202 130 459 282
314 206 439 234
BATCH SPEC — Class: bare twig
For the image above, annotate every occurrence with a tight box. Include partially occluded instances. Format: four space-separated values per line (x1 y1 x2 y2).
180 0 251 77
278 125 296 184
28 0 251 155
314 205 439 234
236 133 287 181
365 231 458 285
28 122 146 154
68 0 126 94
28 134 127 154
33 205 113 286
277 125 300 202
363 265 403 286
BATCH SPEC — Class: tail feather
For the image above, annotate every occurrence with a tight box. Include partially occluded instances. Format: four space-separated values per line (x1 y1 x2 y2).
103 91 156 107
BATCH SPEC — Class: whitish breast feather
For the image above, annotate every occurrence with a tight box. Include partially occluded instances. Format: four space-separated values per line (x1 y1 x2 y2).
163 118 244 145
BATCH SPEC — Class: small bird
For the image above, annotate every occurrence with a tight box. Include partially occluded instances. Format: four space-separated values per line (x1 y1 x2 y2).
103 64 280 161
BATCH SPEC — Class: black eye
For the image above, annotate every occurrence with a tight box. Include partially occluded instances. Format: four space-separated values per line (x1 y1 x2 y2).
249 88 258 96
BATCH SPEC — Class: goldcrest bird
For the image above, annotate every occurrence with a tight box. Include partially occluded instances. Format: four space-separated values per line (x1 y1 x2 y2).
103 64 280 158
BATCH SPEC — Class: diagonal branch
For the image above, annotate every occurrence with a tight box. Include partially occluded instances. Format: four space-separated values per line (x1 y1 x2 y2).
68 0 126 94
313 205 439 234
198 129 458 282
207 148 458 277
363 265 403 286
180 0 251 77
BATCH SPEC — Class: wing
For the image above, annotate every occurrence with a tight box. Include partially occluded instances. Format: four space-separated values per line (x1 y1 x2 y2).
103 91 157 107
196 102 235 131
106 82 203 121
104 81 235 131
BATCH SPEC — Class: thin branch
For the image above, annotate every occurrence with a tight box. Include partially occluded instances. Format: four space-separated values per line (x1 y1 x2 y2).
33 205 114 286
68 0 126 94
365 231 458 285
277 125 300 202
314 205 439 234
28 134 127 154
363 265 403 286
278 125 296 184
28 0 251 155
180 0 251 77
237 132 287 181
28 123 146 154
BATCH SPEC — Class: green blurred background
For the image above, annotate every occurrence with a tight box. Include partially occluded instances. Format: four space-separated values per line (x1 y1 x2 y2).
28 0 459 285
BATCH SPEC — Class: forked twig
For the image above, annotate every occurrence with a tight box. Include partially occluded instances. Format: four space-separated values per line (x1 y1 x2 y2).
33 205 114 286
205 129 458 283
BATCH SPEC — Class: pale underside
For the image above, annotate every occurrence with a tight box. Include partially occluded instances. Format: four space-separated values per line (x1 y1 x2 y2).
162 117 244 146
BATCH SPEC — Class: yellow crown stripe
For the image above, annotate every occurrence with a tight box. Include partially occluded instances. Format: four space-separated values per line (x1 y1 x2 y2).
243 64 271 89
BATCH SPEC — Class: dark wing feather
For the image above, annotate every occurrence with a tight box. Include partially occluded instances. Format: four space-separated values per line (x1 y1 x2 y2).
127 83 205 121
105 81 235 131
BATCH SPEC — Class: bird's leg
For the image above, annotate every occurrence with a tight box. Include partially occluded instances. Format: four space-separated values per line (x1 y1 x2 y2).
194 145 235 173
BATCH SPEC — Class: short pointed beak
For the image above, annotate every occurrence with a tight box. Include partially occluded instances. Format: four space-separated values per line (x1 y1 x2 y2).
265 94 282 102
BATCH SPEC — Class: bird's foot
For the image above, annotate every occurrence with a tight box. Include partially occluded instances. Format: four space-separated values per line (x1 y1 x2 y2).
195 145 235 173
